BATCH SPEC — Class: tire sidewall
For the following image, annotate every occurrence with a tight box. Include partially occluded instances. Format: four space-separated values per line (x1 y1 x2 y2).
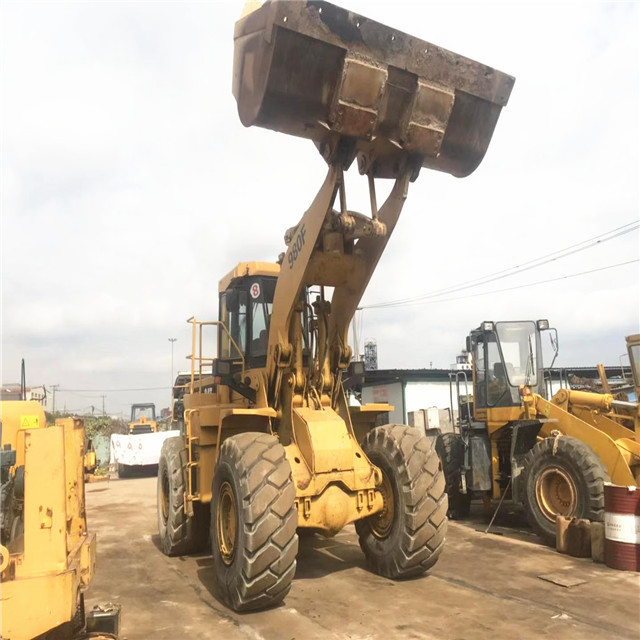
157 447 172 551
157 437 188 555
210 455 245 594
360 446 405 558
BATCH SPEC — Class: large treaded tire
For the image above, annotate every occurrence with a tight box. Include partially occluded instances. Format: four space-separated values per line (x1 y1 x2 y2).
355 425 448 579
522 436 610 545
211 433 298 612
435 433 471 520
157 436 210 556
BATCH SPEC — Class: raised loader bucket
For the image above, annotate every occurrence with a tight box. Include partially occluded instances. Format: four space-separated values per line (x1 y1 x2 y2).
233 1 514 178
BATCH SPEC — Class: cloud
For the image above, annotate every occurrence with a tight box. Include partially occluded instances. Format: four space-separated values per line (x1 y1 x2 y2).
2 1 638 414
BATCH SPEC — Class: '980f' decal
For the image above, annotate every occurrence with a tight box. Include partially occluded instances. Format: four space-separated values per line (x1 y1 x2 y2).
287 224 306 269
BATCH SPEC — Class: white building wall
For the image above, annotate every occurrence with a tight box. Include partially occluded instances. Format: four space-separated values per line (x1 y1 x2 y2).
404 381 456 417
28 386 46 405
361 382 404 424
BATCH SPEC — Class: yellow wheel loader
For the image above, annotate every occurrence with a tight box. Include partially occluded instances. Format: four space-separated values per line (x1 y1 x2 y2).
157 0 514 611
442 320 640 544
0 400 120 639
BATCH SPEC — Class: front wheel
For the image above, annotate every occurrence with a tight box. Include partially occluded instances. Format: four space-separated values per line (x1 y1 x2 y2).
355 425 448 579
157 437 209 556
522 436 609 544
211 433 298 611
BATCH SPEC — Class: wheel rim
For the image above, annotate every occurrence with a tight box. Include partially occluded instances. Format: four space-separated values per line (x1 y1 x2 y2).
217 481 237 565
370 471 394 539
535 466 577 522
161 470 170 525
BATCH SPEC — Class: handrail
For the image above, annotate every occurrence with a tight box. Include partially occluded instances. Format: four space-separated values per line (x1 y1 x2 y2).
182 316 247 504
186 317 246 394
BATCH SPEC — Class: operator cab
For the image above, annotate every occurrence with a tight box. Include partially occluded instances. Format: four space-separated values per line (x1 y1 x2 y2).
468 320 556 410
219 274 277 371
216 262 313 377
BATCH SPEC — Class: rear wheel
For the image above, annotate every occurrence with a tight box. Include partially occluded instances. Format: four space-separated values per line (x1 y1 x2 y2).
435 433 471 519
355 425 448 578
522 436 609 544
157 436 209 556
211 433 298 611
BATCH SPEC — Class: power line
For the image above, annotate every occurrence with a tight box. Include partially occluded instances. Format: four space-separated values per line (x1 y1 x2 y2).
374 258 639 308
58 386 170 393
363 219 639 309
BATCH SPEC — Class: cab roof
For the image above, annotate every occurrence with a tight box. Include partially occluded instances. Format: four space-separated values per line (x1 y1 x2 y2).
218 261 280 293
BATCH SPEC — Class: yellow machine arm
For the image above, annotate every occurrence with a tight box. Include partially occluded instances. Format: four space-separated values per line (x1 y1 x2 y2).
528 390 640 486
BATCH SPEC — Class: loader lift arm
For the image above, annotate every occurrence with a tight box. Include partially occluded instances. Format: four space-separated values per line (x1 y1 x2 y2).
265 160 416 443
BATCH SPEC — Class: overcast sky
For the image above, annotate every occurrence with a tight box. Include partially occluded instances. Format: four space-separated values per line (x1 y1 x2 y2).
2 1 638 416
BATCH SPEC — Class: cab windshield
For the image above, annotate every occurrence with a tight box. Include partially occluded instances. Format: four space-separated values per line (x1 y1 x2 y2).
495 321 538 387
219 277 277 364
132 405 155 421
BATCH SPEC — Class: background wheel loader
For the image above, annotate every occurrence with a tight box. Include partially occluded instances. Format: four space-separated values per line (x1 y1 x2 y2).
440 320 640 544
157 0 514 612
111 402 179 478
128 403 157 434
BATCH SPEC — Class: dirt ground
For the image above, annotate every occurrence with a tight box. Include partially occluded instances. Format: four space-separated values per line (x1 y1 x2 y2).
84 474 640 640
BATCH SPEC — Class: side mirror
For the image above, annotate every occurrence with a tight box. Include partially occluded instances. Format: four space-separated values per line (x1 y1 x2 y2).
465 336 471 353
544 327 559 369
213 358 233 384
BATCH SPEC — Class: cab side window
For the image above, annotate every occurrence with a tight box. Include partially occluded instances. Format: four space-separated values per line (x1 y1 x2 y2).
220 290 247 359
474 336 487 409
251 300 269 356
248 278 276 360
486 335 508 406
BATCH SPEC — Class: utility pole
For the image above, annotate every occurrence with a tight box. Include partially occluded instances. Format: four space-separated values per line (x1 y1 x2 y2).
51 384 60 415
168 338 177 384
101 395 106 416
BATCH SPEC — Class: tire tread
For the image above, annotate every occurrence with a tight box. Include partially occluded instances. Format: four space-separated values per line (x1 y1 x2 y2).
212 433 298 611
355 424 448 578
